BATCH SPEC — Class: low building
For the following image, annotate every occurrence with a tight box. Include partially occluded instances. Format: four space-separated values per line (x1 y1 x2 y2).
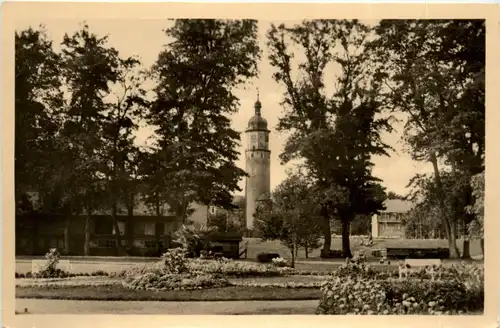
371 199 414 239
16 191 245 257
16 191 209 256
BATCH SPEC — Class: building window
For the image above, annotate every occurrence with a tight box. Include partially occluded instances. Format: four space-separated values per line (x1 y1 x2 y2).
95 220 113 234
144 222 155 236
97 239 117 248
134 222 145 235
209 206 217 215
113 221 126 235
164 222 173 235
144 240 157 248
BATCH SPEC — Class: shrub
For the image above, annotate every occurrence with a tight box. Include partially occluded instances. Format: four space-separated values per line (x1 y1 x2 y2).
28 248 72 279
316 276 480 315
123 272 229 291
271 257 290 267
188 258 293 277
161 248 189 274
121 248 231 291
174 225 215 258
333 253 378 279
44 248 60 271
256 253 280 263
316 262 485 315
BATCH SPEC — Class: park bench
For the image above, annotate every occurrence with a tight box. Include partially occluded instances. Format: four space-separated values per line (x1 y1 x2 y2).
398 258 443 280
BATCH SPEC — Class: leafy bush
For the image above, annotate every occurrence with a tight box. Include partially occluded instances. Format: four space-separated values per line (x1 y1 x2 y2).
271 257 290 267
121 247 230 291
161 248 189 274
316 262 484 315
123 272 229 291
174 225 215 258
316 276 480 315
256 253 281 263
188 258 293 277
26 248 72 279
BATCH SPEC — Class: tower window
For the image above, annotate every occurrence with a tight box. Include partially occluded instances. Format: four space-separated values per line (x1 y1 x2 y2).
266 135 269 142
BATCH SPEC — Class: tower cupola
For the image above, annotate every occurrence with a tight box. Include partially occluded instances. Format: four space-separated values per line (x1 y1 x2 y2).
247 92 268 131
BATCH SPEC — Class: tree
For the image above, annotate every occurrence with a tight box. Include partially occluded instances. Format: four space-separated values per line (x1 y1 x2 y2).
370 20 485 258
267 20 390 257
60 25 122 255
253 173 322 267
387 191 405 200
99 55 148 254
466 172 484 256
15 27 65 214
146 19 261 225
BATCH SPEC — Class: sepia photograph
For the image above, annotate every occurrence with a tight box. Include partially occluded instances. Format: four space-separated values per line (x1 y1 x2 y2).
2 2 496 324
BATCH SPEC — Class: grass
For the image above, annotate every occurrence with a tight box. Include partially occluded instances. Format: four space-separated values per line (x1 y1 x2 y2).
16 285 322 301
244 237 483 260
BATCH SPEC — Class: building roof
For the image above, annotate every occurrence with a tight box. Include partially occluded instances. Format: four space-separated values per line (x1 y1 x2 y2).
246 98 268 131
247 115 268 130
382 199 414 213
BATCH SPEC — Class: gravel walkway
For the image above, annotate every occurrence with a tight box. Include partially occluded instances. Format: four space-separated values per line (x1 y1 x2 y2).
15 298 319 315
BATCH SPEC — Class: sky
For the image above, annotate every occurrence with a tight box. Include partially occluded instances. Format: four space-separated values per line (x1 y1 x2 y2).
16 18 434 196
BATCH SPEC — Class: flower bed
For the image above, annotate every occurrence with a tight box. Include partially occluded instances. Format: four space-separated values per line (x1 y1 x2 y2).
187 258 294 277
16 270 109 279
316 276 481 315
123 272 230 291
315 261 484 315
16 276 121 287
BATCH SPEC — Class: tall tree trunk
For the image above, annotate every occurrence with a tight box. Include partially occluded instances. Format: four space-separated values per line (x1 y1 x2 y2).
430 153 460 258
126 205 134 254
64 217 70 255
111 202 123 256
84 206 91 256
305 242 309 259
320 215 331 256
480 238 484 257
462 217 471 259
341 218 352 258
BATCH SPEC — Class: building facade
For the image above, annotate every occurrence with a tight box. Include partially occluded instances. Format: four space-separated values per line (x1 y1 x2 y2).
371 199 414 239
245 96 271 230
15 193 210 256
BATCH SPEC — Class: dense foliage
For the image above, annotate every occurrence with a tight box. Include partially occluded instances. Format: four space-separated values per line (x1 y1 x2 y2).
316 261 484 315
15 20 261 254
266 20 391 258
253 173 323 266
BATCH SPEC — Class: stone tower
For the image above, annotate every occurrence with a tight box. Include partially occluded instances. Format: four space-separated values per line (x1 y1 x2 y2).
245 94 271 231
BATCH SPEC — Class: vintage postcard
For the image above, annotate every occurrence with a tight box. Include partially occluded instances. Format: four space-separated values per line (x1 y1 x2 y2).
1 2 499 328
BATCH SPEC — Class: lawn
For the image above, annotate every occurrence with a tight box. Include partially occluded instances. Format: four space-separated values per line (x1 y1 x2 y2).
16 285 322 301
243 237 483 260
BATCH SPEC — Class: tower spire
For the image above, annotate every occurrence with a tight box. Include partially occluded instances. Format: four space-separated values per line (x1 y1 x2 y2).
254 87 262 116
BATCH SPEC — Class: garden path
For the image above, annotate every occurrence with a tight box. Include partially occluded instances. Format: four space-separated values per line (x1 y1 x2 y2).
15 298 318 315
